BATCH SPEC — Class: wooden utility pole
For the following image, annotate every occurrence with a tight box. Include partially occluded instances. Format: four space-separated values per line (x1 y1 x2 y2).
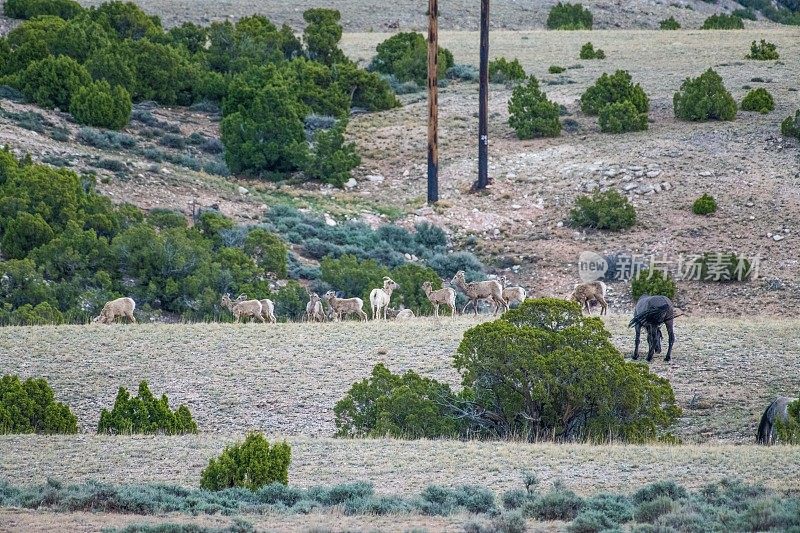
474 0 490 191
427 0 439 204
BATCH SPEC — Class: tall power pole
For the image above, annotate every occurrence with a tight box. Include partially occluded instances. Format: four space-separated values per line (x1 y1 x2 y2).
427 0 439 204
474 0 490 191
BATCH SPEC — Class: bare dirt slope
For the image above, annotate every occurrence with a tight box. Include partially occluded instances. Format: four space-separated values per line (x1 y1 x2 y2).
66 0 751 31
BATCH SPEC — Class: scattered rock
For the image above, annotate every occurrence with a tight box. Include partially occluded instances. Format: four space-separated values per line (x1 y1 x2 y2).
344 178 358 189
237 186 249 195
366 174 384 183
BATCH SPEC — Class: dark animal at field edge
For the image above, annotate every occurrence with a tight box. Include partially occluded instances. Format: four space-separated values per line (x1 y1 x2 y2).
628 294 676 362
757 396 796 445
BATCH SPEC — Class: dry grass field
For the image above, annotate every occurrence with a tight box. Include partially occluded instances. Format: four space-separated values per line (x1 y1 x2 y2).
2 316 800 529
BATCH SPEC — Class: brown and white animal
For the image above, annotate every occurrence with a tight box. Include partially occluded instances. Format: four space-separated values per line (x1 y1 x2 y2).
499 276 527 308
369 277 399 320
259 298 276 323
323 291 368 322
451 271 507 317
421 281 456 318
221 293 265 323
92 297 136 324
306 293 326 323
571 281 608 316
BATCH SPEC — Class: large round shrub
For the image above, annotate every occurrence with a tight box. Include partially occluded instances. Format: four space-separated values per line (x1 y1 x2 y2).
547 2 593 29
370 32 454 85
3 0 83 20
740 88 774 114
599 100 648 133
18 55 91 109
570 190 636 231
84 46 137 95
70 80 132 129
303 8 346 66
508 76 561 139
243 228 287 277
701 14 744 29
631 270 677 301
200 432 291 490
126 39 196 105
89 0 161 40
488 57 526 84
580 70 649 116
454 299 681 442
673 69 736 121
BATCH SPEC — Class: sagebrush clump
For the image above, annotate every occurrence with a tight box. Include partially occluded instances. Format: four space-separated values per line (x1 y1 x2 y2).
570 190 636 231
0 374 77 434
673 69 736 121
740 88 774 114
488 57 526 84
579 42 605 60
507 76 562 139
692 193 718 215
200 432 291 490
97 381 197 435
631 270 677 301
547 2 593 29
746 39 779 60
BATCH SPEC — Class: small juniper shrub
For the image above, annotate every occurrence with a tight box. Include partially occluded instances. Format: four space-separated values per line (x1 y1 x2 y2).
200 432 291 490
579 42 605 60
581 71 649 116
741 88 774 113
631 270 677 301
547 2 593 29
673 69 736 121
692 193 717 215
689 253 753 282
0 374 78 434
660 16 681 29
599 100 648 133
97 381 197 435
701 13 745 29
746 39 779 60
548 65 566 74
488 58 526 84
782 110 800 139
507 76 561 139
570 190 636 231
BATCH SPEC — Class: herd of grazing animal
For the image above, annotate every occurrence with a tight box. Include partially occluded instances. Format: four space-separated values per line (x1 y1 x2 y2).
91 276 797 445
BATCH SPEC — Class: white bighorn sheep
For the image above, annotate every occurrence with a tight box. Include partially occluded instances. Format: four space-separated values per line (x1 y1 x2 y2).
421 281 457 318
259 298 277 323
369 277 399 320
451 271 507 317
499 276 527 308
306 292 326 323
92 297 136 324
221 293 265 323
571 281 608 316
323 291 368 322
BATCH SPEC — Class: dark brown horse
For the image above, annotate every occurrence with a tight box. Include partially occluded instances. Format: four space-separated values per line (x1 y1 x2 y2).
629 295 676 362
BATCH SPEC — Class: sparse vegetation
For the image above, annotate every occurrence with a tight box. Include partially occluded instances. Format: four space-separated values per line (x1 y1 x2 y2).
673 68 736 121
570 190 637 231
692 193 718 215
200 432 291 490
548 65 566 74
741 88 774 113
507 76 562 139
98 381 197 435
782 110 800 139
547 2 593 30
746 39 779 60
579 42 605 60
0 374 77 434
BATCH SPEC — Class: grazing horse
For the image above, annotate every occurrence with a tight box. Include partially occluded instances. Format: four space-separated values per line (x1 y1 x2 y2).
757 396 796 445
628 295 676 362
